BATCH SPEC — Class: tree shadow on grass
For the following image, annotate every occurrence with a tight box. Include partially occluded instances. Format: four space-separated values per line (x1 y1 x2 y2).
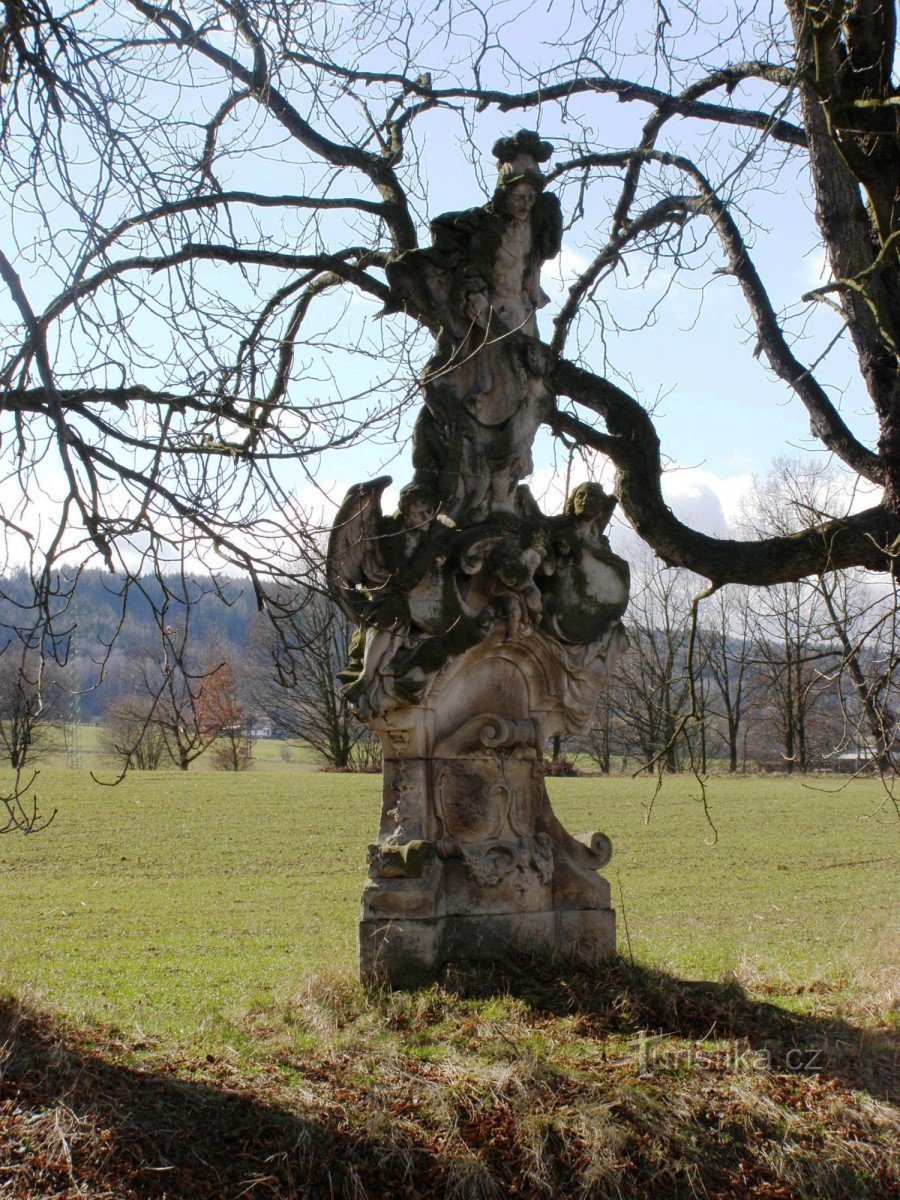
0 997 438 1199
1 962 896 1200
441 956 898 1103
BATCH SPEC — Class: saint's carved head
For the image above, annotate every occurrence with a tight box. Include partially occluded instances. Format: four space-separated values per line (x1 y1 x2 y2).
492 129 553 199
397 482 438 529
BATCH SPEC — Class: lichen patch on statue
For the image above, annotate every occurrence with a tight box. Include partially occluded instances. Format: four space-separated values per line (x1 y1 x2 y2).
326 132 629 987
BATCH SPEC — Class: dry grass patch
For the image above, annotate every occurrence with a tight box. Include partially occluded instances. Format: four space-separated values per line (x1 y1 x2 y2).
2 960 896 1199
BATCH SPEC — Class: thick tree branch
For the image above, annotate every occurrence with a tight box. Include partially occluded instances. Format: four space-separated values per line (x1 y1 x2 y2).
1 384 187 414
549 359 896 584
550 148 884 486
287 53 807 147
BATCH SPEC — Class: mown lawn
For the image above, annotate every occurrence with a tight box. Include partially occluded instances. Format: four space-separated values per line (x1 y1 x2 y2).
1 768 895 1039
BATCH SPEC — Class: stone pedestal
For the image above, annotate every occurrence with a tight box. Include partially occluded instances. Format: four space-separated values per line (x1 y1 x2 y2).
358 630 616 987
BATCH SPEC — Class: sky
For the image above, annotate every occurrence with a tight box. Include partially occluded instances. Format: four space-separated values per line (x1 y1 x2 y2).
261 2 879 548
0 0 883 573
291 136 873 551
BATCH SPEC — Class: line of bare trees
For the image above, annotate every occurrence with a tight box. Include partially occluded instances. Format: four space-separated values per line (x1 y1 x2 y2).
104 644 255 774
1 466 894 783
0 571 381 778
587 558 896 776
3 549 892 780
583 461 898 777
98 583 381 773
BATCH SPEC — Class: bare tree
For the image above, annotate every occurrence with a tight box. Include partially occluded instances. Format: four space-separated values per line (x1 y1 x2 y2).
249 591 375 771
745 457 898 772
741 467 830 770
700 587 761 773
584 685 616 774
752 579 832 771
737 457 898 772
103 688 168 770
207 658 254 772
610 552 703 773
101 567 241 773
2 3 900 815
157 652 228 773
816 570 898 773
0 646 59 769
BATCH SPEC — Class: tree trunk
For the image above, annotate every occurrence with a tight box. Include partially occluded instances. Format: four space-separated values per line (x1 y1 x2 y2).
795 656 808 773
819 582 895 768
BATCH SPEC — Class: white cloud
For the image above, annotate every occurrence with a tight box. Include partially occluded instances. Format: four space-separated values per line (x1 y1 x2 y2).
545 244 592 297
662 467 755 533
529 459 755 541
800 244 831 290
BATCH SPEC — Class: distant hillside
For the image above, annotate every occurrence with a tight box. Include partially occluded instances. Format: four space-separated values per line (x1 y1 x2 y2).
0 570 261 722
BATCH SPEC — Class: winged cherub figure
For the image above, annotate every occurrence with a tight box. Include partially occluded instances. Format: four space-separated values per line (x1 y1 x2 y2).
327 479 447 715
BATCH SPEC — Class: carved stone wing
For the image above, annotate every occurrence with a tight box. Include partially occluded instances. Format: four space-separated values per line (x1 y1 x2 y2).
326 476 393 618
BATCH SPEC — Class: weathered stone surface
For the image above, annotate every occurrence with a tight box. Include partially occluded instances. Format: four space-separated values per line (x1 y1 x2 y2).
360 909 615 991
328 131 629 987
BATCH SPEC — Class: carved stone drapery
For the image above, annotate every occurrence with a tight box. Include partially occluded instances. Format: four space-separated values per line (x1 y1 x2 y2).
328 132 630 986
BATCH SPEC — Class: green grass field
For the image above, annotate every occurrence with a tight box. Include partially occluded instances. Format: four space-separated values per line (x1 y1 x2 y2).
2 767 895 1040
1 767 897 1199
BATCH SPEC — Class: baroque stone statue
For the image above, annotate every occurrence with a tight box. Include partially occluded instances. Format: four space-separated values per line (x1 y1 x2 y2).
327 131 630 986
385 129 562 521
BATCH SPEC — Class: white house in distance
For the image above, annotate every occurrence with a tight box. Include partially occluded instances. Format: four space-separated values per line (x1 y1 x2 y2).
832 738 898 774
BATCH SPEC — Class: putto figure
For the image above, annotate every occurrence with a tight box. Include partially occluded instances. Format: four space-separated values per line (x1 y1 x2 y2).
543 482 630 644
328 132 630 987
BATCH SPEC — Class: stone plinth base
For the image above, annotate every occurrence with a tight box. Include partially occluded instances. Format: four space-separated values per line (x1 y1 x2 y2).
360 907 615 989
